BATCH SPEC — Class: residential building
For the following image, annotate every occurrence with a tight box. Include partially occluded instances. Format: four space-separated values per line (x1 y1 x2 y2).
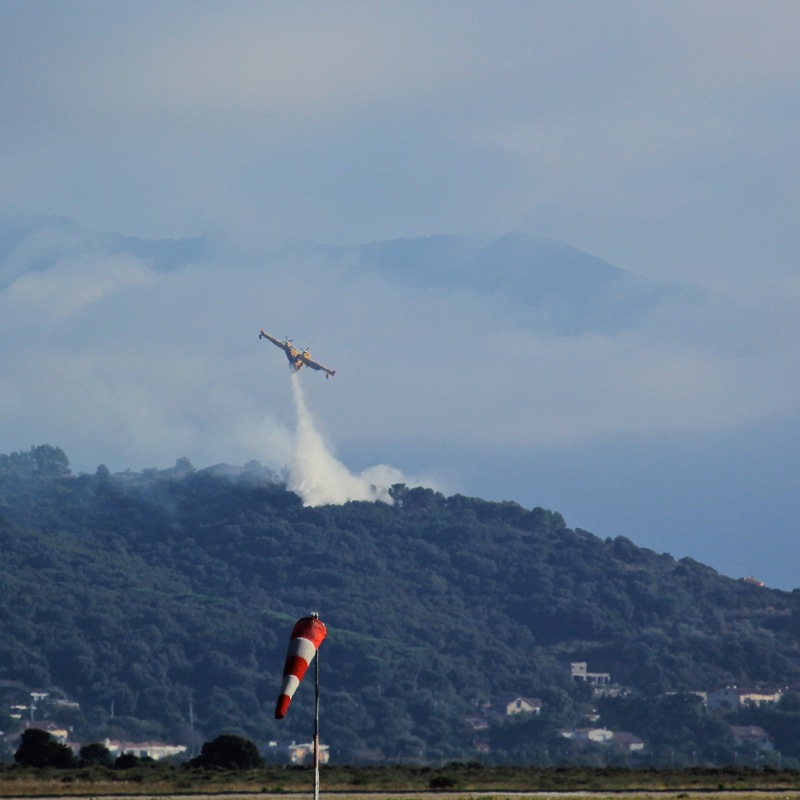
707 686 783 710
730 725 773 751
494 694 542 716
288 741 330 765
571 662 611 685
559 726 614 743
23 720 68 740
465 713 489 731
559 727 644 752
611 732 645 752
103 739 187 760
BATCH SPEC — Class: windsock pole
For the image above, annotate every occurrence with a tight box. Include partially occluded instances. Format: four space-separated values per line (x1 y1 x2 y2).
274 613 327 800
313 645 320 800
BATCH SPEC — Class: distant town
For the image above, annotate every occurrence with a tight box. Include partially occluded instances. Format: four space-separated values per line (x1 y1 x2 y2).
2 659 789 764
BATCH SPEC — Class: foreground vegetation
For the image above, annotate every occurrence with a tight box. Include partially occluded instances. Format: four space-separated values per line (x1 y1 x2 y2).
3 763 800 795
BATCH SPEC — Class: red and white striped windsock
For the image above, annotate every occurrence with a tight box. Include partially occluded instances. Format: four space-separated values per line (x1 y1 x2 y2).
275 614 327 719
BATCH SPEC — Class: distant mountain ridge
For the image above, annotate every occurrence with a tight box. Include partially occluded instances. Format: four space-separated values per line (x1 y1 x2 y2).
0 214 702 334
0 214 207 288
0 445 798 765
347 232 704 334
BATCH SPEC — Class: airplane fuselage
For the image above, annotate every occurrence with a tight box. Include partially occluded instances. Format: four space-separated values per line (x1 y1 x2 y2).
259 329 335 378
283 346 305 371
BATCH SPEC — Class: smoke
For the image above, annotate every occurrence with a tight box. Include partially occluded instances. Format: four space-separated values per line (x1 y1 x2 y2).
287 374 406 506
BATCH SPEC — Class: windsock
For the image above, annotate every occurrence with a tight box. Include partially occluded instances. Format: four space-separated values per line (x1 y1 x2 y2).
275 614 327 719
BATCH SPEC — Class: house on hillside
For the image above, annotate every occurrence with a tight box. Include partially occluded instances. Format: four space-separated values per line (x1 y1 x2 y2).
730 725 773 751
611 731 645 753
559 726 614 744
493 694 542 716
559 727 644 753
466 695 543 732
288 741 330 764
102 739 187 760
707 686 783 710
22 720 69 740
570 662 610 685
465 713 489 731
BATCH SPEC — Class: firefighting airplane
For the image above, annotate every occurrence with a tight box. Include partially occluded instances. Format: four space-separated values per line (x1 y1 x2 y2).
259 330 336 378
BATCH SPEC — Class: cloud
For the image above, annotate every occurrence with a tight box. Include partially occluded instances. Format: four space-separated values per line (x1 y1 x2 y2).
4 253 155 323
2 2 798 265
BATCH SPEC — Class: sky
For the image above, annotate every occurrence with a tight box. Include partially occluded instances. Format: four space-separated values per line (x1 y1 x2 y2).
1 1 799 589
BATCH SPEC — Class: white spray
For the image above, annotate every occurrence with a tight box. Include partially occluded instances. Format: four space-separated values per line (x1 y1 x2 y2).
287 373 406 507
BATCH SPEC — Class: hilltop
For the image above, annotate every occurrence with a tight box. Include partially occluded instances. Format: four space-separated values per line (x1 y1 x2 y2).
1 444 799 766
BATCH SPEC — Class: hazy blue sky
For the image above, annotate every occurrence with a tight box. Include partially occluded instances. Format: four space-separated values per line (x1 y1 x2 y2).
2 2 799 589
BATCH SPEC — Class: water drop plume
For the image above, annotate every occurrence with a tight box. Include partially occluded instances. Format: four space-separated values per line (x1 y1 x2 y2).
288 374 404 506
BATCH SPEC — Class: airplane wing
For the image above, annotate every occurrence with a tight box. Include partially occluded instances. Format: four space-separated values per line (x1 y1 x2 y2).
259 329 289 352
300 352 336 378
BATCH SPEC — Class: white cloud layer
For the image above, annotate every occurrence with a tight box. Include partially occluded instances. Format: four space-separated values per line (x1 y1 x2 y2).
2 2 800 274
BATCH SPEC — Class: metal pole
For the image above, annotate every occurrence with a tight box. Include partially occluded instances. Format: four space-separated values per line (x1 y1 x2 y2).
313 644 320 800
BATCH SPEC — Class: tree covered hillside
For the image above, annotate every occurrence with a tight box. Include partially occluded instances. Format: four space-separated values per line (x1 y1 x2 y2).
1 445 800 765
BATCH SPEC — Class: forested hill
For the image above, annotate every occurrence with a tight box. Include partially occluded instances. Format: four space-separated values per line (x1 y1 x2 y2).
1 445 800 765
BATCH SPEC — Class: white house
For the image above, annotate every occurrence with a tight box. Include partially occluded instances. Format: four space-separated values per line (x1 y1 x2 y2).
495 695 543 716
23 720 69 740
559 727 614 744
560 727 644 752
571 662 611 685
611 732 645 752
707 686 782 710
288 741 330 764
103 739 187 760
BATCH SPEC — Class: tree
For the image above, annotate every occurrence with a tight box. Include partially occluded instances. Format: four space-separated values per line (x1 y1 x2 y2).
173 457 195 474
191 734 264 769
14 728 76 768
114 751 141 769
79 741 113 766
30 444 71 476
